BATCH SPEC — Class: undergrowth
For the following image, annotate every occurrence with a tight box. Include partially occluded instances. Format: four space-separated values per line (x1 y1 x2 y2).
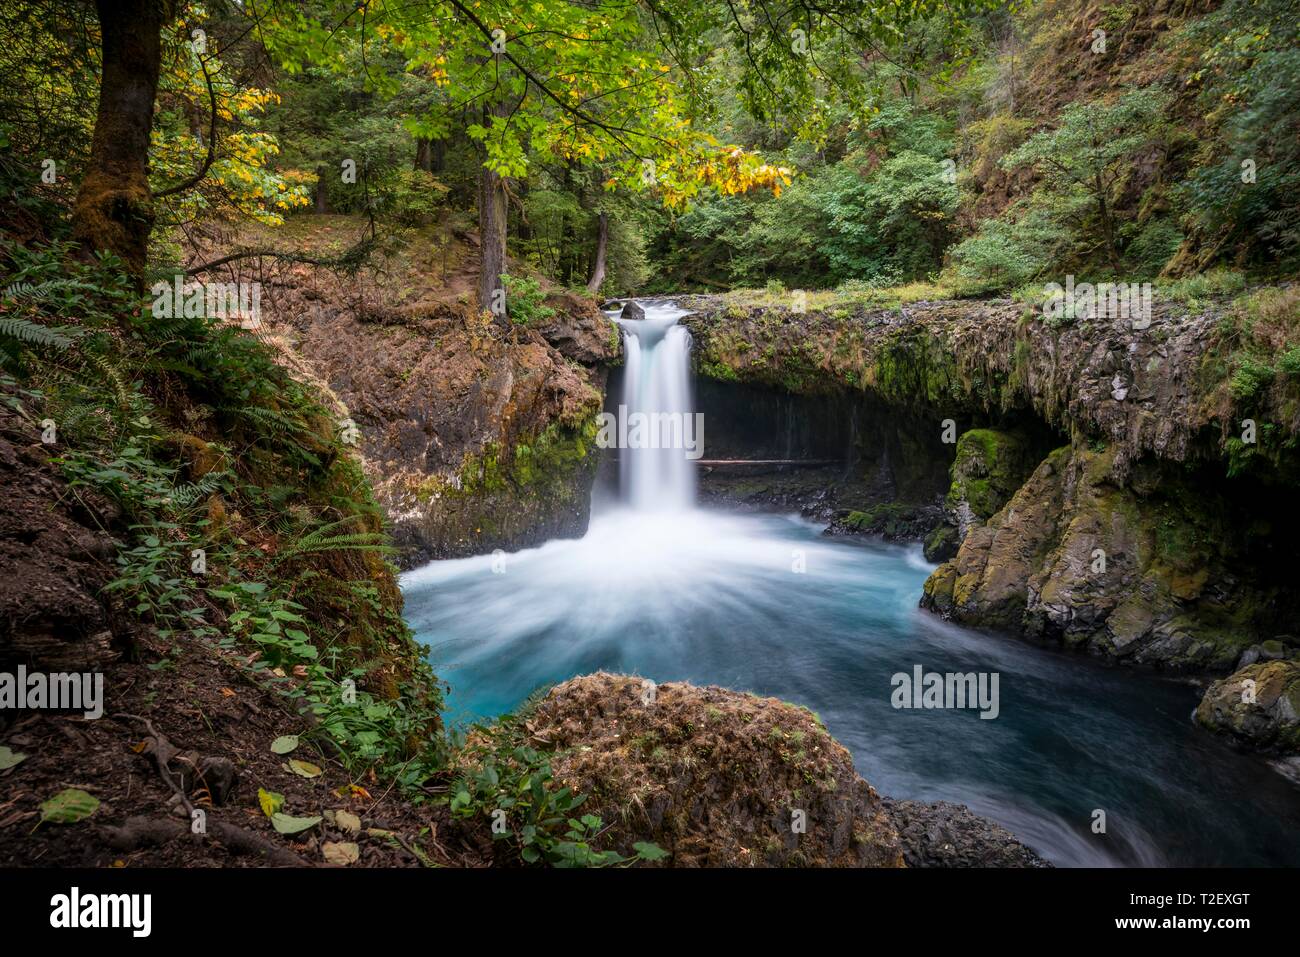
447 690 668 867
1 238 654 866
1 239 445 783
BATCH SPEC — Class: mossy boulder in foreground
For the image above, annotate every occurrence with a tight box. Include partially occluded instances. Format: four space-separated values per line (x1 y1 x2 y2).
528 673 1047 867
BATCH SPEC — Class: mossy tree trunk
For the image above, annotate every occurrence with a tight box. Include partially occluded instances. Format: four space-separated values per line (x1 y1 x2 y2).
70 0 175 290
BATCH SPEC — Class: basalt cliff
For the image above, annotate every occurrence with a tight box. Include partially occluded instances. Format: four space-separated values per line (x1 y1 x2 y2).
678 288 1300 761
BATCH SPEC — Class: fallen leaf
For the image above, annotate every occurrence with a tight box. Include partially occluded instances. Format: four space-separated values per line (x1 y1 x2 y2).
335 810 361 833
258 788 285 817
270 735 299 755
286 759 322 778
39 788 99 824
270 812 321 835
0 746 26 770
322 841 360 865
220 687 236 697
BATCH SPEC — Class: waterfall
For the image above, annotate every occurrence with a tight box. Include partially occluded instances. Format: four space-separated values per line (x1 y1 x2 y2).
610 300 696 511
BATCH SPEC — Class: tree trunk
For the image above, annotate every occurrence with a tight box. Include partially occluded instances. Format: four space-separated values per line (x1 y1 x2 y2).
586 210 609 295
415 138 446 174
313 166 330 214
477 155 508 321
1094 172 1121 273
70 0 173 290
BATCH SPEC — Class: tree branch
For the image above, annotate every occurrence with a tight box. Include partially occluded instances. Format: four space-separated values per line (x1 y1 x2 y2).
155 47 219 200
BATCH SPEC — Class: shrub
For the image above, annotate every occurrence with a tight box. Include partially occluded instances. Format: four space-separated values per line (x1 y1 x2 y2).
501 274 556 326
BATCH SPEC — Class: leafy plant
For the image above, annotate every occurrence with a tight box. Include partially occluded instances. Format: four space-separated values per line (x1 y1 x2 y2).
500 274 556 326
448 708 667 867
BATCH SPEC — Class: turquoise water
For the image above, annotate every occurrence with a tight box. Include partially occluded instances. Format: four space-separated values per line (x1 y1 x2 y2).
401 506 1300 867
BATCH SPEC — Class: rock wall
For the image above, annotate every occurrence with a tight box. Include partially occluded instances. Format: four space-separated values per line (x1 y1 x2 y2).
257 274 618 565
683 292 1300 755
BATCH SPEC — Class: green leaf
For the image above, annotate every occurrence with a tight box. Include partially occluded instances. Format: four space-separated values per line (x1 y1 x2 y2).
633 841 670 861
0 746 27 770
39 788 99 824
270 735 299 755
271 812 322 835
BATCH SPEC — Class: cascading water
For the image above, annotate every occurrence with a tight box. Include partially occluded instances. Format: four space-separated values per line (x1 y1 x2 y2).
400 298 1300 868
611 302 696 510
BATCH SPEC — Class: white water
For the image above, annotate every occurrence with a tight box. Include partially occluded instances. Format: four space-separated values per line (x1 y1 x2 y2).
611 301 696 510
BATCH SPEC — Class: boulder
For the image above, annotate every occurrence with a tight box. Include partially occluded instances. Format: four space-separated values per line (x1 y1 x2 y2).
1195 659 1300 754
530 673 904 867
923 441 1271 672
882 799 1051 868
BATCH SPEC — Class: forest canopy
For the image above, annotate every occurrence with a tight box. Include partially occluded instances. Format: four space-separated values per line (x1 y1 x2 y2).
0 0 1296 302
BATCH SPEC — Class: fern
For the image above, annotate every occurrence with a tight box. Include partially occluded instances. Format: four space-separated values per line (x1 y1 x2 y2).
223 403 314 439
275 514 390 562
0 316 77 349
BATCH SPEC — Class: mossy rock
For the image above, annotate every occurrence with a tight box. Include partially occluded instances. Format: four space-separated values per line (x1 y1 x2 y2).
528 673 906 867
945 428 1038 524
923 524 960 562
1196 659 1300 754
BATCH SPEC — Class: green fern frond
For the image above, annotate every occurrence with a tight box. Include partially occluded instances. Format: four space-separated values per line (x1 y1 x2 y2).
275 514 390 561
0 316 76 349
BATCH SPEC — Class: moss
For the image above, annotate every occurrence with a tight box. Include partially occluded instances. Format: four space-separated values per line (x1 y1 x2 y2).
923 523 959 562
945 428 1036 521
843 502 931 537
922 562 958 610
411 412 602 554
697 357 740 382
